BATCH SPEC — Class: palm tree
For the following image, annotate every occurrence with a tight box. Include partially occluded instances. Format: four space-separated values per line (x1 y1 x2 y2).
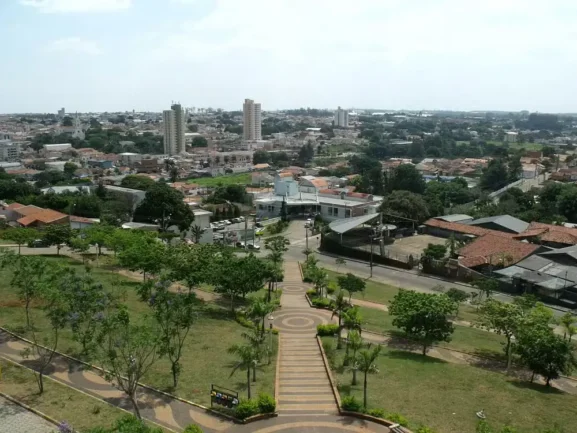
342 307 362 364
241 327 267 380
228 344 258 398
247 297 276 337
357 344 382 409
560 312 577 341
312 267 328 298
331 291 350 349
190 225 204 243
445 234 464 259
344 330 364 385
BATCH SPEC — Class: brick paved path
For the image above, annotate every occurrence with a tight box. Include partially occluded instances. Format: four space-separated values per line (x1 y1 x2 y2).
0 396 55 433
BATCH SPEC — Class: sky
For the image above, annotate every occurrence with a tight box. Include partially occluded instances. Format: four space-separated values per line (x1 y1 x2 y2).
1 0 577 114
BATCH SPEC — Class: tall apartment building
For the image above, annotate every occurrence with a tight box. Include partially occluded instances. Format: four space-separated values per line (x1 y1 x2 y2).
334 106 349 128
163 103 186 155
243 99 262 141
0 140 21 161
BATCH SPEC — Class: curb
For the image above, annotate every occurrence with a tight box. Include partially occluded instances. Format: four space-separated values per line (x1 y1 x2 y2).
316 336 342 409
274 333 281 409
297 261 304 281
0 390 61 428
0 327 237 423
340 410 412 432
241 412 278 424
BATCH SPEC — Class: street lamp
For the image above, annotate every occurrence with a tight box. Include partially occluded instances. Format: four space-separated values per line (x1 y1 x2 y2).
268 314 274 364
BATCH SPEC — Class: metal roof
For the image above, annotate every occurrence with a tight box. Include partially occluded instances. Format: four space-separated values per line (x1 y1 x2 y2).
328 213 380 234
468 215 529 234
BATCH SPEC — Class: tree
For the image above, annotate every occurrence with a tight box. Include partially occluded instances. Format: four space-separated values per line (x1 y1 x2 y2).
120 175 156 191
83 224 114 256
42 224 73 255
477 299 522 371
507 157 523 183
96 308 160 418
389 290 457 355
166 244 216 293
62 116 73 126
557 187 577 223
337 273 366 302
253 150 270 164
63 162 78 177
515 327 576 386
344 330 364 385
3 227 37 254
169 165 179 183
0 253 49 329
331 291 350 349
342 306 363 363
246 296 276 339
471 278 499 304
264 236 290 264
61 269 111 356
69 236 91 263
380 190 430 223
191 136 208 147
388 164 426 194
227 344 258 399
422 243 447 260
118 237 166 280
559 312 577 341
21 264 69 394
335 257 346 271
480 159 509 191
445 234 464 259
189 225 204 243
140 278 198 389
356 344 382 409
133 182 194 232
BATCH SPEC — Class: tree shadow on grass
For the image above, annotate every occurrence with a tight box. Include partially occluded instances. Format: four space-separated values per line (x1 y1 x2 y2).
385 349 448 364
509 379 565 395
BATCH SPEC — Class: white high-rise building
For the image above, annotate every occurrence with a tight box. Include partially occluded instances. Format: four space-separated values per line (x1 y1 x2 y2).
0 140 21 161
243 99 262 141
334 106 349 128
163 103 186 155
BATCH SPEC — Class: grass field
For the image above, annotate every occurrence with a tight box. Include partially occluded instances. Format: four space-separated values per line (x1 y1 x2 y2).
0 359 143 432
187 172 252 187
0 256 276 407
322 337 577 433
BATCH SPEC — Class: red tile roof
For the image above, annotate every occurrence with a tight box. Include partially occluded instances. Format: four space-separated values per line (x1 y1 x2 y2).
514 222 577 246
70 215 96 224
5 202 24 210
13 205 44 216
18 209 67 226
424 218 513 238
458 234 539 268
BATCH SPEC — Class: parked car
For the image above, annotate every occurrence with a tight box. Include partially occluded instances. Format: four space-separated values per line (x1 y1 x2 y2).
223 220 232 225
247 243 260 251
236 241 245 248
27 239 49 248
238 216 245 222
255 227 265 236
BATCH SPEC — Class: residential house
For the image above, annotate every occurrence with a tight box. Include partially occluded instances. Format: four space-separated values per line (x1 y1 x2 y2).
458 234 541 270
135 158 160 174
466 215 529 234
299 176 329 193
70 216 100 230
514 222 577 248
252 171 274 186
10 205 68 228
43 143 72 158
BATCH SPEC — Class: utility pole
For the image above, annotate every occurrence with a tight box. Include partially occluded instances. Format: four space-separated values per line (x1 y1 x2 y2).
370 235 374 278
244 215 248 250
305 225 309 250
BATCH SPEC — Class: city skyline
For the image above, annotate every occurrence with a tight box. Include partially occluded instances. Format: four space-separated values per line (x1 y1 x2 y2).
1 0 577 113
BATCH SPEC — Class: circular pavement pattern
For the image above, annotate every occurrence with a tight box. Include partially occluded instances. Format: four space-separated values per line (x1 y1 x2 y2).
273 310 331 333
277 284 308 293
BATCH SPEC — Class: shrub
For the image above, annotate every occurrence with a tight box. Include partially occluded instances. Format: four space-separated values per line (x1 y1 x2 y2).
341 395 362 412
367 408 385 418
183 425 204 433
306 289 317 298
416 427 436 433
327 281 337 295
446 288 469 303
317 324 339 336
386 413 409 427
257 393 276 413
235 313 255 329
311 298 332 309
235 399 259 420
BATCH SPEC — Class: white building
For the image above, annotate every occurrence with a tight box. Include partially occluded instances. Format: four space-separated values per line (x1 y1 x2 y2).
119 152 142 166
210 150 254 175
255 173 383 221
163 103 186 155
334 106 349 128
58 107 65 118
0 140 20 161
505 131 518 143
243 99 262 141
43 143 72 158
55 113 86 140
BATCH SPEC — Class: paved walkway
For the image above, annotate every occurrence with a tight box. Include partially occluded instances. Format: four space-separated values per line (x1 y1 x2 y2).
0 396 55 433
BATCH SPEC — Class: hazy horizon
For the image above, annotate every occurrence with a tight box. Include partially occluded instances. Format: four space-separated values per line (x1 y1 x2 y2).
1 0 576 114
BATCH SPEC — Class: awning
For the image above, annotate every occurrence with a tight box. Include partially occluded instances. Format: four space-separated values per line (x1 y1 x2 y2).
328 213 380 234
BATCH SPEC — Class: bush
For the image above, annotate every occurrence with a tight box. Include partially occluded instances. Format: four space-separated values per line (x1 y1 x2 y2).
367 408 385 418
416 427 436 433
235 399 260 420
326 282 337 295
341 396 362 412
446 288 469 303
235 313 255 329
317 324 339 336
311 298 332 309
386 412 409 427
306 289 317 298
183 425 204 433
257 393 276 413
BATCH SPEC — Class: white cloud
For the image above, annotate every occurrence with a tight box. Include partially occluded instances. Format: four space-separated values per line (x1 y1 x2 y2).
46 37 102 55
20 0 132 13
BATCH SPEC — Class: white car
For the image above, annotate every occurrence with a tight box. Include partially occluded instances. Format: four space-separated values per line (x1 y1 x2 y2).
224 220 232 225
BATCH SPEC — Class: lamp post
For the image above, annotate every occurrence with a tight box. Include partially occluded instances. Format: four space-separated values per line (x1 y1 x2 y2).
268 314 274 364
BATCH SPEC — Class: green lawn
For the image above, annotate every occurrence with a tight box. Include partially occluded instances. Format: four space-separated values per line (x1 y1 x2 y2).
357 306 505 357
187 173 252 187
0 359 151 432
322 337 577 433
0 256 276 407
327 270 401 305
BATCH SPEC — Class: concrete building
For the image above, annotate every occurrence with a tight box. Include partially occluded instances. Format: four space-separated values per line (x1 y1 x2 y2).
255 173 383 221
43 143 72 158
243 99 262 141
334 106 349 128
163 103 186 155
58 107 65 118
505 131 518 143
0 140 20 161
119 152 142 166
